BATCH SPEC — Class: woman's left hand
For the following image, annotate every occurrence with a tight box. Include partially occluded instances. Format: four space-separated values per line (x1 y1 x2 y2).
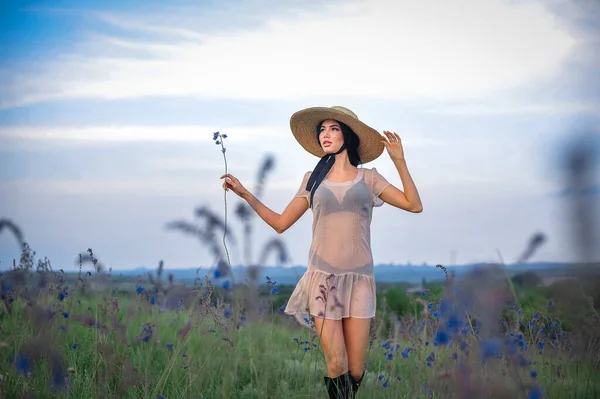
381 131 405 162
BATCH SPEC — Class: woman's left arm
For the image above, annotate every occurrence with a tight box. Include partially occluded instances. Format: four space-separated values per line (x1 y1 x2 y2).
378 131 423 213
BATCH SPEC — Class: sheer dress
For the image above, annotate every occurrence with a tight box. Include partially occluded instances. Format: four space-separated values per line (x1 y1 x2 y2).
284 168 391 330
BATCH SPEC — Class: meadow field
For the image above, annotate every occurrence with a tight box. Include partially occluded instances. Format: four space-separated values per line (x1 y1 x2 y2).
1 237 599 399
2 140 600 399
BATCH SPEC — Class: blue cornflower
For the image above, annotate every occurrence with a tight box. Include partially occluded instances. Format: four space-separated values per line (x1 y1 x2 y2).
527 385 543 399
71 343 77 350
141 325 152 343
213 269 222 279
224 308 232 319
222 280 231 290
434 330 449 346
480 339 502 362
63 312 69 318
52 368 66 389
401 347 411 358
271 287 278 294
136 285 143 294
425 352 435 367
15 354 32 375
530 370 537 379
150 295 156 305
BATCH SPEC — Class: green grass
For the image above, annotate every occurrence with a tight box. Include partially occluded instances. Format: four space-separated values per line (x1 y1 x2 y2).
1 271 600 399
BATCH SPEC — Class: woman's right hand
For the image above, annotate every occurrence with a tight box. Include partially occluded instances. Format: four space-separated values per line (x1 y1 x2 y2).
220 173 249 198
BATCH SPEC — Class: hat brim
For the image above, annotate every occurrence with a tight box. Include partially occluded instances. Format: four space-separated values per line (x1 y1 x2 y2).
289 107 384 164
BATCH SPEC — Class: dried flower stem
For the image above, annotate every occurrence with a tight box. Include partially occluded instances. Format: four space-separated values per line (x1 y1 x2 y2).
213 132 233 281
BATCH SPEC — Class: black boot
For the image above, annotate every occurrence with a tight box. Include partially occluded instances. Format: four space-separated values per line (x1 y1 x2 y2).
324 371 352 399
350 371 365 397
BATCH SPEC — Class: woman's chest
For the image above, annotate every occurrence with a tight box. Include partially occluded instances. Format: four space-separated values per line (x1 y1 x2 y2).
313 181 371 214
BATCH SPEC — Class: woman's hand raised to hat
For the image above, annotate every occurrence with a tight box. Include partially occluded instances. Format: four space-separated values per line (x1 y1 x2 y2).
220 173 249 198
381 131 405 162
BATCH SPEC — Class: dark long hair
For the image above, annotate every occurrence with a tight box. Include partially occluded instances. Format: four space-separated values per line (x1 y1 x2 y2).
315 120 361 166
305 120 362 208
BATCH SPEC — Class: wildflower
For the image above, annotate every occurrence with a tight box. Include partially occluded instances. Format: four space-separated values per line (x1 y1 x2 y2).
140 325 153 343
136 285 143 294
434 330 449 346
222 280 231 290
150 295 156 305
224 307 232 319
52 368 66 390
425 352 435 367
271 287 278 294
530 370 537 379
480 339 502 362
15 353 32 376
71 343 77 350
401 347 411 358
527 384 544 399
213 269 222 279
63 312 69 318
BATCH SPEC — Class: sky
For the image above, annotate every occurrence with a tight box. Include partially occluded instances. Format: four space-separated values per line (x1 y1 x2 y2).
1 0 599 272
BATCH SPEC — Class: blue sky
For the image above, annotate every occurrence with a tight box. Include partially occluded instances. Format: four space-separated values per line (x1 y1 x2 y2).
1 0 599 271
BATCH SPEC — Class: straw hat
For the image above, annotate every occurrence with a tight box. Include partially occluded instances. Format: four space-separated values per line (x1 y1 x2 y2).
289 106 384 164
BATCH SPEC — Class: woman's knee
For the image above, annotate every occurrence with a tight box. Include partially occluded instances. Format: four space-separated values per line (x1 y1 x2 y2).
348 364 364 381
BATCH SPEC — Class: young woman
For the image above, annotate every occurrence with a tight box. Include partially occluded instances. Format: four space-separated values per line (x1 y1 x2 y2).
221 106 423 398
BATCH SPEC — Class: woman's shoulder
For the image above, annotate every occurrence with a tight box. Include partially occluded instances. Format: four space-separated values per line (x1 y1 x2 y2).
362 167 382 177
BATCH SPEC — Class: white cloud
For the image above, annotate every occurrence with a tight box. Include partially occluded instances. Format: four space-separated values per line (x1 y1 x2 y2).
423 101 600 116
0 125 281 143
0 0 577 109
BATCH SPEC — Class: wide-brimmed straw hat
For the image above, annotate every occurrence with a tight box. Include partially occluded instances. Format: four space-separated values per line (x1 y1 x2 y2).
289 106 384 164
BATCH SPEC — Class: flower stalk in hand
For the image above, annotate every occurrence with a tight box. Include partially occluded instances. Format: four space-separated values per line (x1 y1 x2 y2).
212 131 232 272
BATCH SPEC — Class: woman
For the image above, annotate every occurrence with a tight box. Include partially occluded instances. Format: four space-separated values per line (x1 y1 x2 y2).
221 106 423 398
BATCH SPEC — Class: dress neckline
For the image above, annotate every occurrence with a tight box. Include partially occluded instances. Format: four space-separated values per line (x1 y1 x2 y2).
323 168 364 186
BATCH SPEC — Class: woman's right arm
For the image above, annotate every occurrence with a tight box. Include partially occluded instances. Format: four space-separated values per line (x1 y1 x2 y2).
243 192 308 234
221 173 309 234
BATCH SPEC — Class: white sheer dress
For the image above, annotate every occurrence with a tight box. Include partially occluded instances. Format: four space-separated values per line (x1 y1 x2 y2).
284 167 391 330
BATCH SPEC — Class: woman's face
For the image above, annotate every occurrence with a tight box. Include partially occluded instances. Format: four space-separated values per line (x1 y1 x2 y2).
318 119 344 154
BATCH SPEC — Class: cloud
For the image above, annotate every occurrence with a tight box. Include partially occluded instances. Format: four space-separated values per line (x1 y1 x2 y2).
0 0 577 109
423 101 600 117
0 125 281 143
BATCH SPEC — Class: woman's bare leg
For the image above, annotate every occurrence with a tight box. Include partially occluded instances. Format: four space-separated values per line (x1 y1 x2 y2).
313 317 348 377
342 317 371 381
